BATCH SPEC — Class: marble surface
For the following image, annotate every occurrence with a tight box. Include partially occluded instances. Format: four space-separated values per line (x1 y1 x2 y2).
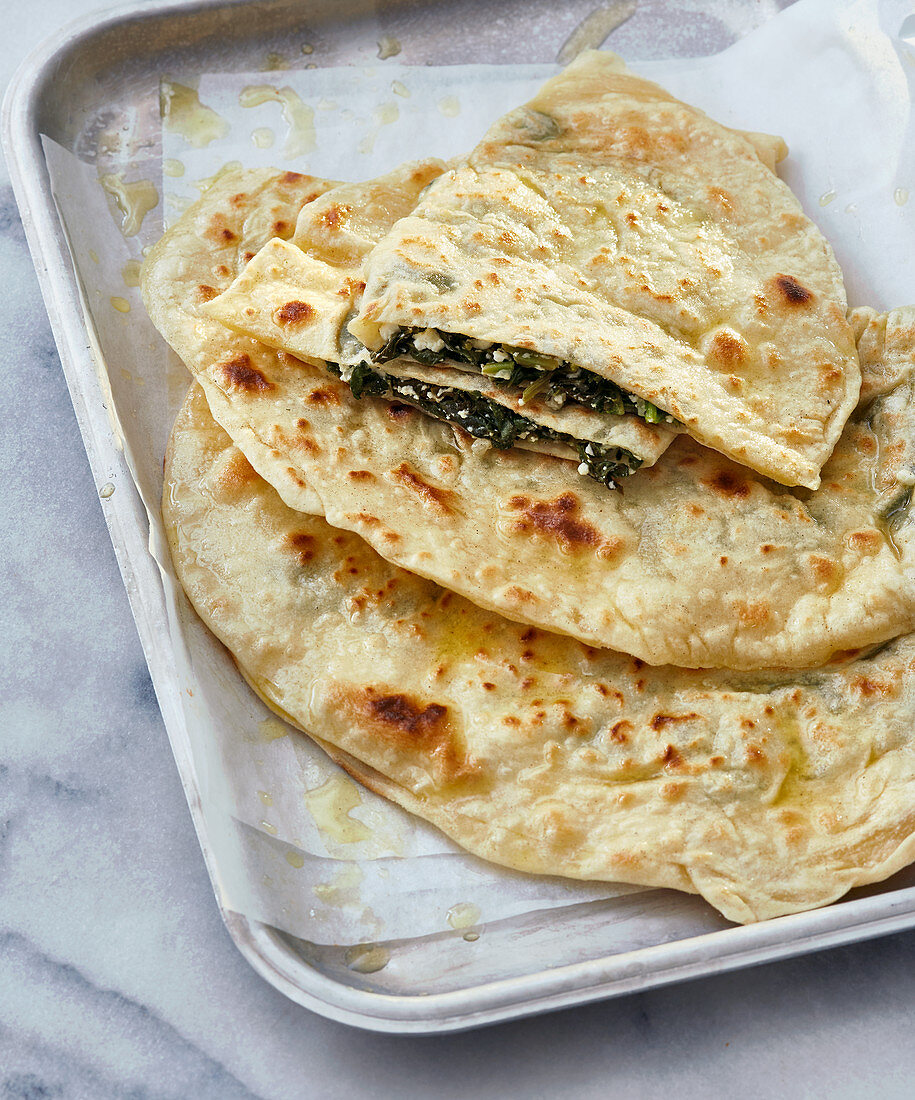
2 1 915 1096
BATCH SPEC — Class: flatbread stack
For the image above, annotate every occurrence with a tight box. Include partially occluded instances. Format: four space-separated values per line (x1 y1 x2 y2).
144 52 915 923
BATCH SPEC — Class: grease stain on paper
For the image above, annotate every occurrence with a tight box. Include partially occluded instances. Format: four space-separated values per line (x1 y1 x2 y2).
358 102 400 154
304 775 371 844
121 259 142 288
259 715 290 742
240 84 316 159
110 296 131 313
252 127 276 149
438 95 461 118
163 159 186 178
313 864 363 905
193 162 243 193
160 81 231 148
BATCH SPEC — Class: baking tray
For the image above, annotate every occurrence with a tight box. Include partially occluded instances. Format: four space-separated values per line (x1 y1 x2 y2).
6 0 915 1034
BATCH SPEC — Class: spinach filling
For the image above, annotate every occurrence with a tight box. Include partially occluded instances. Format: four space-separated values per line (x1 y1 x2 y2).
373 327 673 426
329 362 642 486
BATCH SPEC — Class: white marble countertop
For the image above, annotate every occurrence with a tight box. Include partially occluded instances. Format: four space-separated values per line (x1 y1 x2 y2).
2 1 914 1096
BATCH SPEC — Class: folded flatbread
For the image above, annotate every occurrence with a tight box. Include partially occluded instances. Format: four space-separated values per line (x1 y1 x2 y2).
164 383 915 924
204 162 677 486
142 167 915 670
349 50 860 489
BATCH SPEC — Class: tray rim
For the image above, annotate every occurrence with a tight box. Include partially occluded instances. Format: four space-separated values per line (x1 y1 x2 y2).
5 0 915 1035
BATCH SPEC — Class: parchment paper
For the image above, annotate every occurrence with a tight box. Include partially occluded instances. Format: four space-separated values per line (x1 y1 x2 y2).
43 0 915 948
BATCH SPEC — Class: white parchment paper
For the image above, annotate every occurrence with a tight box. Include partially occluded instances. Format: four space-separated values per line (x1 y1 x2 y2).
43 0 915 948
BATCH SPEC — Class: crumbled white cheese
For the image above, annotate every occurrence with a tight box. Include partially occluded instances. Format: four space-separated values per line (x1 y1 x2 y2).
413 328 445 353
378 323 399 340
470 338 492 350
470 438 492 456
491 348 510 362
577 462 589 476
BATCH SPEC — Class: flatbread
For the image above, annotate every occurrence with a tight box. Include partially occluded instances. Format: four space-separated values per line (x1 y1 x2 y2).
141 166 338 514
163 383 915 924
349 50 860 489
142 164 915 670
203 162 678 479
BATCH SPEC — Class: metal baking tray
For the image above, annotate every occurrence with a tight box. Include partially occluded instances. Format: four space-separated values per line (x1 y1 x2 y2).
6 0 915 1033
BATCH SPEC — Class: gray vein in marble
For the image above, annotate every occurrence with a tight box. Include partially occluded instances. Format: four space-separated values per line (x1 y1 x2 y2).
0 934 266 1100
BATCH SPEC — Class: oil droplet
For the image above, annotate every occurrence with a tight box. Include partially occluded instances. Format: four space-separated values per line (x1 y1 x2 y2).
463 931 480 942
391 80 410 98
304 775 371 843
257 789 273 807
895 188 909 206
252 127 275 149
120 368 132 381
845 202 857 214
285 849 304 868
317 98 337 111
344 943 389 974
818 189 836 206
88 249 99 263
438 95 460 118
239 85 316 158
160 81 230 148
110 296 131 313
259 715 289 741
377 35 401 60
341 108 355 121
99 482 115 499
99 174 160 237
260 821 278 836
163 158 185 178
446 902 481 930
263 52 289 71
306 63 317 70
301 43 314 54
121 259 142 288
